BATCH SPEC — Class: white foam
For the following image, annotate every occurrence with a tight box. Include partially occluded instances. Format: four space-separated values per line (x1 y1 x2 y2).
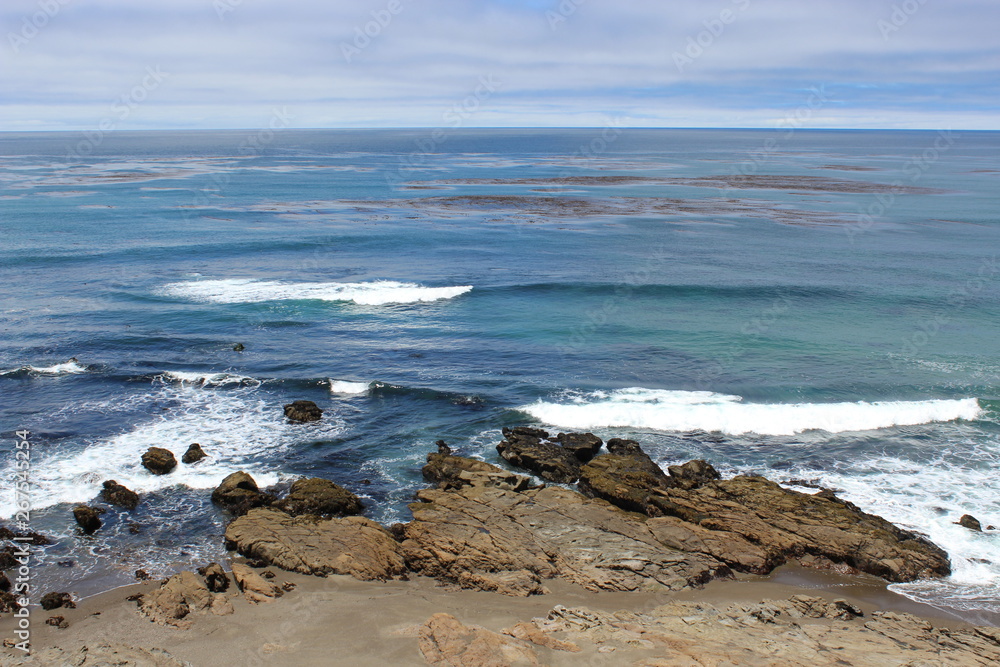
159 279 473 306
329 379 370 394
519 388 982 436
0 385 346 519
159 370 261 387
0 359 89 376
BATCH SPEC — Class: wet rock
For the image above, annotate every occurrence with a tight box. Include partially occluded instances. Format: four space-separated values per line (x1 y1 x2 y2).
283 400 323 423
0 524 52 545
0 573 9 592
0 590 19 613
197 562 230 593
40 591 75 611
211 471 272 516
141 447 177 475
271 477 364 517
100 479 139 510
44 615 69 629
73 505 103 534
231 563 283 604
577 439 673 514
957 514 983 532
225 507 406 581
666 459 720 489
553 432 603 462
181 443 207 464
418 613 541 666
135 569 151 581
423 444 507 488
233 343 245 352
496 431 581 484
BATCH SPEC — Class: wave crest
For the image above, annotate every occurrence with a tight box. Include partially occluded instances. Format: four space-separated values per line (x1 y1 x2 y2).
159 278 473 306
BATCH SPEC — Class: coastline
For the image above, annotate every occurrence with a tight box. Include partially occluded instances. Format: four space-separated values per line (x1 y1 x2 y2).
2 563 992 666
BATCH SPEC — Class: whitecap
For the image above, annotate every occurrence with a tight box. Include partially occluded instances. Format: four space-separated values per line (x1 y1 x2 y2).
0 359 89 376
158 278 473 306
518 387 982 436
329 379 370 394
158 370 261 387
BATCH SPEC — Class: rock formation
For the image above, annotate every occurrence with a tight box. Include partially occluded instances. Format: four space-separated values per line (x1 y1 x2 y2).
270 477 364 517
283 400 323 423
72 506 102 534
100 479 139 510
140 447 177 475
182 443 207 464
211 471 272 516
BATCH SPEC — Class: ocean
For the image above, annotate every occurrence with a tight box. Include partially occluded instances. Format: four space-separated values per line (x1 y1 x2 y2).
0 128 997 621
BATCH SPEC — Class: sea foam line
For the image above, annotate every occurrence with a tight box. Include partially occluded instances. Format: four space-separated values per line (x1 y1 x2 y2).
519 388 982 436
159 278 473 306
0 359 88 377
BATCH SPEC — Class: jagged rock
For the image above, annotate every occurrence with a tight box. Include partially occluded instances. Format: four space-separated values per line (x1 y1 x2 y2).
401 484 729 596
100 479 139 510
418 613 541 666
73 506 102 534
141 447 177 475
135 569 151 581
224 507 406 581
552 432 603 462
211 471 272 516
503 620 581 653
283 400 323 423
182 443 207 464
44 615 69 629
17 644 188 666
517 597 1000 666
502 426 549 440
0 524 52 545
231 563 283 604
577 439 673 514
666 458 720 489
423 446 506 487
138 571 231 629
40 591 75 611
957 514 983 531
197 562 230 593
496 432 580 483
271 477 364 517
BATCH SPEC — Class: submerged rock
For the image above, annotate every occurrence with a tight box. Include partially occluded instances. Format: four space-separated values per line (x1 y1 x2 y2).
283 400 323 423
141 447 177 475
211 471 272 516
73 506 102 534
271 477 364 517
100 480 139 510
182 442 207 464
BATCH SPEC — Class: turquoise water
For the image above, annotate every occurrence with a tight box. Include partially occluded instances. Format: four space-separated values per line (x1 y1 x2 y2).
0 129 998 620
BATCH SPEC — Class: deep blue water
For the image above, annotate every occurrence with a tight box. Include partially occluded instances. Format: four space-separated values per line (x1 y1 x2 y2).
1 129 998 619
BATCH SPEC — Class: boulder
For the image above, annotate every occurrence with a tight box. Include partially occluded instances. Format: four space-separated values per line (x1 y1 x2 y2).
100 480 139 510
577 439 674 514
401 483 729 596
40 591 75 611
182 443 207 464
957 514 983 532
496 433 581 484
271 477 364 517
231 563 283 604
552 432 603 462
141 447 177 475
73 505 102 534
224 507 406 581
418 613 541 666
667 458 721 489
211 471 272 516
138 570 231 629
197 562 230 593
283 400 323 423
423 443 537 492
0 572 9 592
0 590 19 613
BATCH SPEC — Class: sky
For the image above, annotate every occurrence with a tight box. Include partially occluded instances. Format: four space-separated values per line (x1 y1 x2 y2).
1 0 998 131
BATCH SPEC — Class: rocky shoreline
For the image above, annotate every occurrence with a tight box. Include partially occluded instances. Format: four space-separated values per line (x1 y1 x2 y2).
2 426 998 665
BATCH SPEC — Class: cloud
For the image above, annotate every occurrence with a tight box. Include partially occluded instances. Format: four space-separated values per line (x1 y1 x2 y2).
1 0 998 130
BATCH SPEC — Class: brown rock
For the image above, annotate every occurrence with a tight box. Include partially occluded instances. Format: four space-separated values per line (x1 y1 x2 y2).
957 514 983 531
211 471 272 516
197 562 230 593
496 432 580 483
401 484 728 596
73 505 102 534
418 613 540 666
44 615 69 629
0 590 19 613
141 447 177 475
231 563 283 604
40 591 75 611
224 507 406 581
552 432 603 462
271 477 364 517
666 459 720 489
138 571 213 628
503 621 580 652
181 443 207 464
283 400 323 423
100 479 139 510
577 439 673 514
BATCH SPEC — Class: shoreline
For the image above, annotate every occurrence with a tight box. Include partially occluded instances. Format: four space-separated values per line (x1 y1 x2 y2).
2 562 994 665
